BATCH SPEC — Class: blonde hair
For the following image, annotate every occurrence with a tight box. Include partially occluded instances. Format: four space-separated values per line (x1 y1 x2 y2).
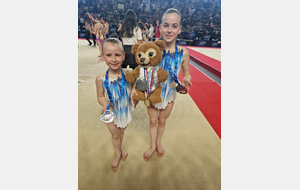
161 8 182 26
102 38 124 52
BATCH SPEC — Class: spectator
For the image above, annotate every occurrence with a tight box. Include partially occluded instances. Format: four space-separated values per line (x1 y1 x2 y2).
103 17 109 39
91 21 97 46
117 21 123 41
138 22 148 42
79 0 221 42
119 9 143 69
148 22 154 41
83 20 92 45
154 20 161 40
144 23 150 37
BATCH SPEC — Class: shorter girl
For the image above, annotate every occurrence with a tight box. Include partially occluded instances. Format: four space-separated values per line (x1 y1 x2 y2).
95 38 133 171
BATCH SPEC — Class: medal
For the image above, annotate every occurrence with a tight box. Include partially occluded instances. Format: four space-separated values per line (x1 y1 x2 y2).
136 79 148 91
176 84 187 94
144 99 150 107
100 110 114 123
109 102 114 108
142 67 156 106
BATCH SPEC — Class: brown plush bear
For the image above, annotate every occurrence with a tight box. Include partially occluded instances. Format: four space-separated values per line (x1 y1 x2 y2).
125 40 169 106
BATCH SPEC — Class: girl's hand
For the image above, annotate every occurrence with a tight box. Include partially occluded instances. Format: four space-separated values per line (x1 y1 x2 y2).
131 88 139 108
182 76 192 92
100 107 106 115
100 102 110 115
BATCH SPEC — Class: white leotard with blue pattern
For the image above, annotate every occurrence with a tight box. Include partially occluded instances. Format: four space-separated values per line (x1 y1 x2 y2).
101 75 132 128
152 49 184 109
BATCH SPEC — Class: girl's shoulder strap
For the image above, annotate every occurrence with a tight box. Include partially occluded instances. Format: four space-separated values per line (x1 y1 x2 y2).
100 73 106 80
178 46 185 52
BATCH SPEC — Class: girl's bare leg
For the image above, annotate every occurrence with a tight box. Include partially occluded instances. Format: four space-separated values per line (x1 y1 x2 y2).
96 40 103 60
98 42 104 61
119 127 128 160
144 105 159 161
106 122 122 170
157 101 174 156
96 40 100 55
98 42 103 56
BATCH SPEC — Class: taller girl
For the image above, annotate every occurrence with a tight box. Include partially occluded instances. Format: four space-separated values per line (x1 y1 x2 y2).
143 8 192 161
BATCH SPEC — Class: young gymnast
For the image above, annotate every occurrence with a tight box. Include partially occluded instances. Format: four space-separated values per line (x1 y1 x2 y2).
140 8 193 161
88 13 107 61
95 38 133 170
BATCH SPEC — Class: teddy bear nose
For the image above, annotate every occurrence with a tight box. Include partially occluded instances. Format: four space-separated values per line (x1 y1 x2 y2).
140 58 145 62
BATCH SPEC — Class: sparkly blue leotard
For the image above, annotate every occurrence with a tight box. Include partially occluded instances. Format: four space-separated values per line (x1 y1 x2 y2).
101 75 132 128
152 48 184 109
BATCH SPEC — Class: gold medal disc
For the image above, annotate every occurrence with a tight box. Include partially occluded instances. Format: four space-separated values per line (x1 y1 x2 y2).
144 99 151 107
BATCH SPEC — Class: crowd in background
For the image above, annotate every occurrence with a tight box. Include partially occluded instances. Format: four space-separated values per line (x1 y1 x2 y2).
78 0 221 40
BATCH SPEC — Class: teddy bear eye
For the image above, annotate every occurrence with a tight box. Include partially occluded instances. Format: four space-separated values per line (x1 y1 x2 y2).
138 54 142 58
148 52 154 57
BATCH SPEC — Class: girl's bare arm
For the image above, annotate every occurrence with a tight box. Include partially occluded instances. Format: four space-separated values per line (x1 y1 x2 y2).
181 48 192 90
96 75 109 113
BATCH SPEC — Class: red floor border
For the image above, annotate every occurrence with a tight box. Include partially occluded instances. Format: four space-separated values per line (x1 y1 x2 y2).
179 64 221 139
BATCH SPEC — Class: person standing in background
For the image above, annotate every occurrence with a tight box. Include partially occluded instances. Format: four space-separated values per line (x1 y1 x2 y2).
138 22 148 42
88 13 107 60
148 22 154 41
83 20 92 45
144 23 150 38
155 20 161 40
117 21 123 41
104 18 110 39
119 9 143 69
91 21 97 46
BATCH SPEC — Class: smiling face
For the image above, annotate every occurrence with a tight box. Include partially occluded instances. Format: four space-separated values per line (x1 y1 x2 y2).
102 43 125 70
161 13 182 43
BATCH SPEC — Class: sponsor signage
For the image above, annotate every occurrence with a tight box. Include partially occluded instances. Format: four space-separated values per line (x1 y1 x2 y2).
177 40 187 45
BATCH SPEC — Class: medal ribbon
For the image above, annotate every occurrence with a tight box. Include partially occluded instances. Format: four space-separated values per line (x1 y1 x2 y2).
144 67 155 98
163 45 180 85
104 69 125 111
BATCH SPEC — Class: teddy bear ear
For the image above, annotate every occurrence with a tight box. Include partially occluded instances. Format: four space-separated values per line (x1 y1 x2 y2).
131 44 140 54
154 40 166 51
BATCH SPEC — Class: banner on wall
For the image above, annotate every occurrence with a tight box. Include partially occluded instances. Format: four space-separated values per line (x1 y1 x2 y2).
78 31 85 38
177 40 187 45
202 34 210 41
210 41 218 47
181 32 196 40
145 0 150 11
193 40 221 47
118 3 124 10
195 40 206 47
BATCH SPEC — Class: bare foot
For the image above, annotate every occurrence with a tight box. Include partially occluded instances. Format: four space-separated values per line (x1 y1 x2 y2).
111 155 121 171
121 148 128 160
143 148 156 161
157 143 164 157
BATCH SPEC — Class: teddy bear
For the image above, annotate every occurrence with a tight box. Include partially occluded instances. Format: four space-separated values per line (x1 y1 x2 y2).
125 40 169 106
